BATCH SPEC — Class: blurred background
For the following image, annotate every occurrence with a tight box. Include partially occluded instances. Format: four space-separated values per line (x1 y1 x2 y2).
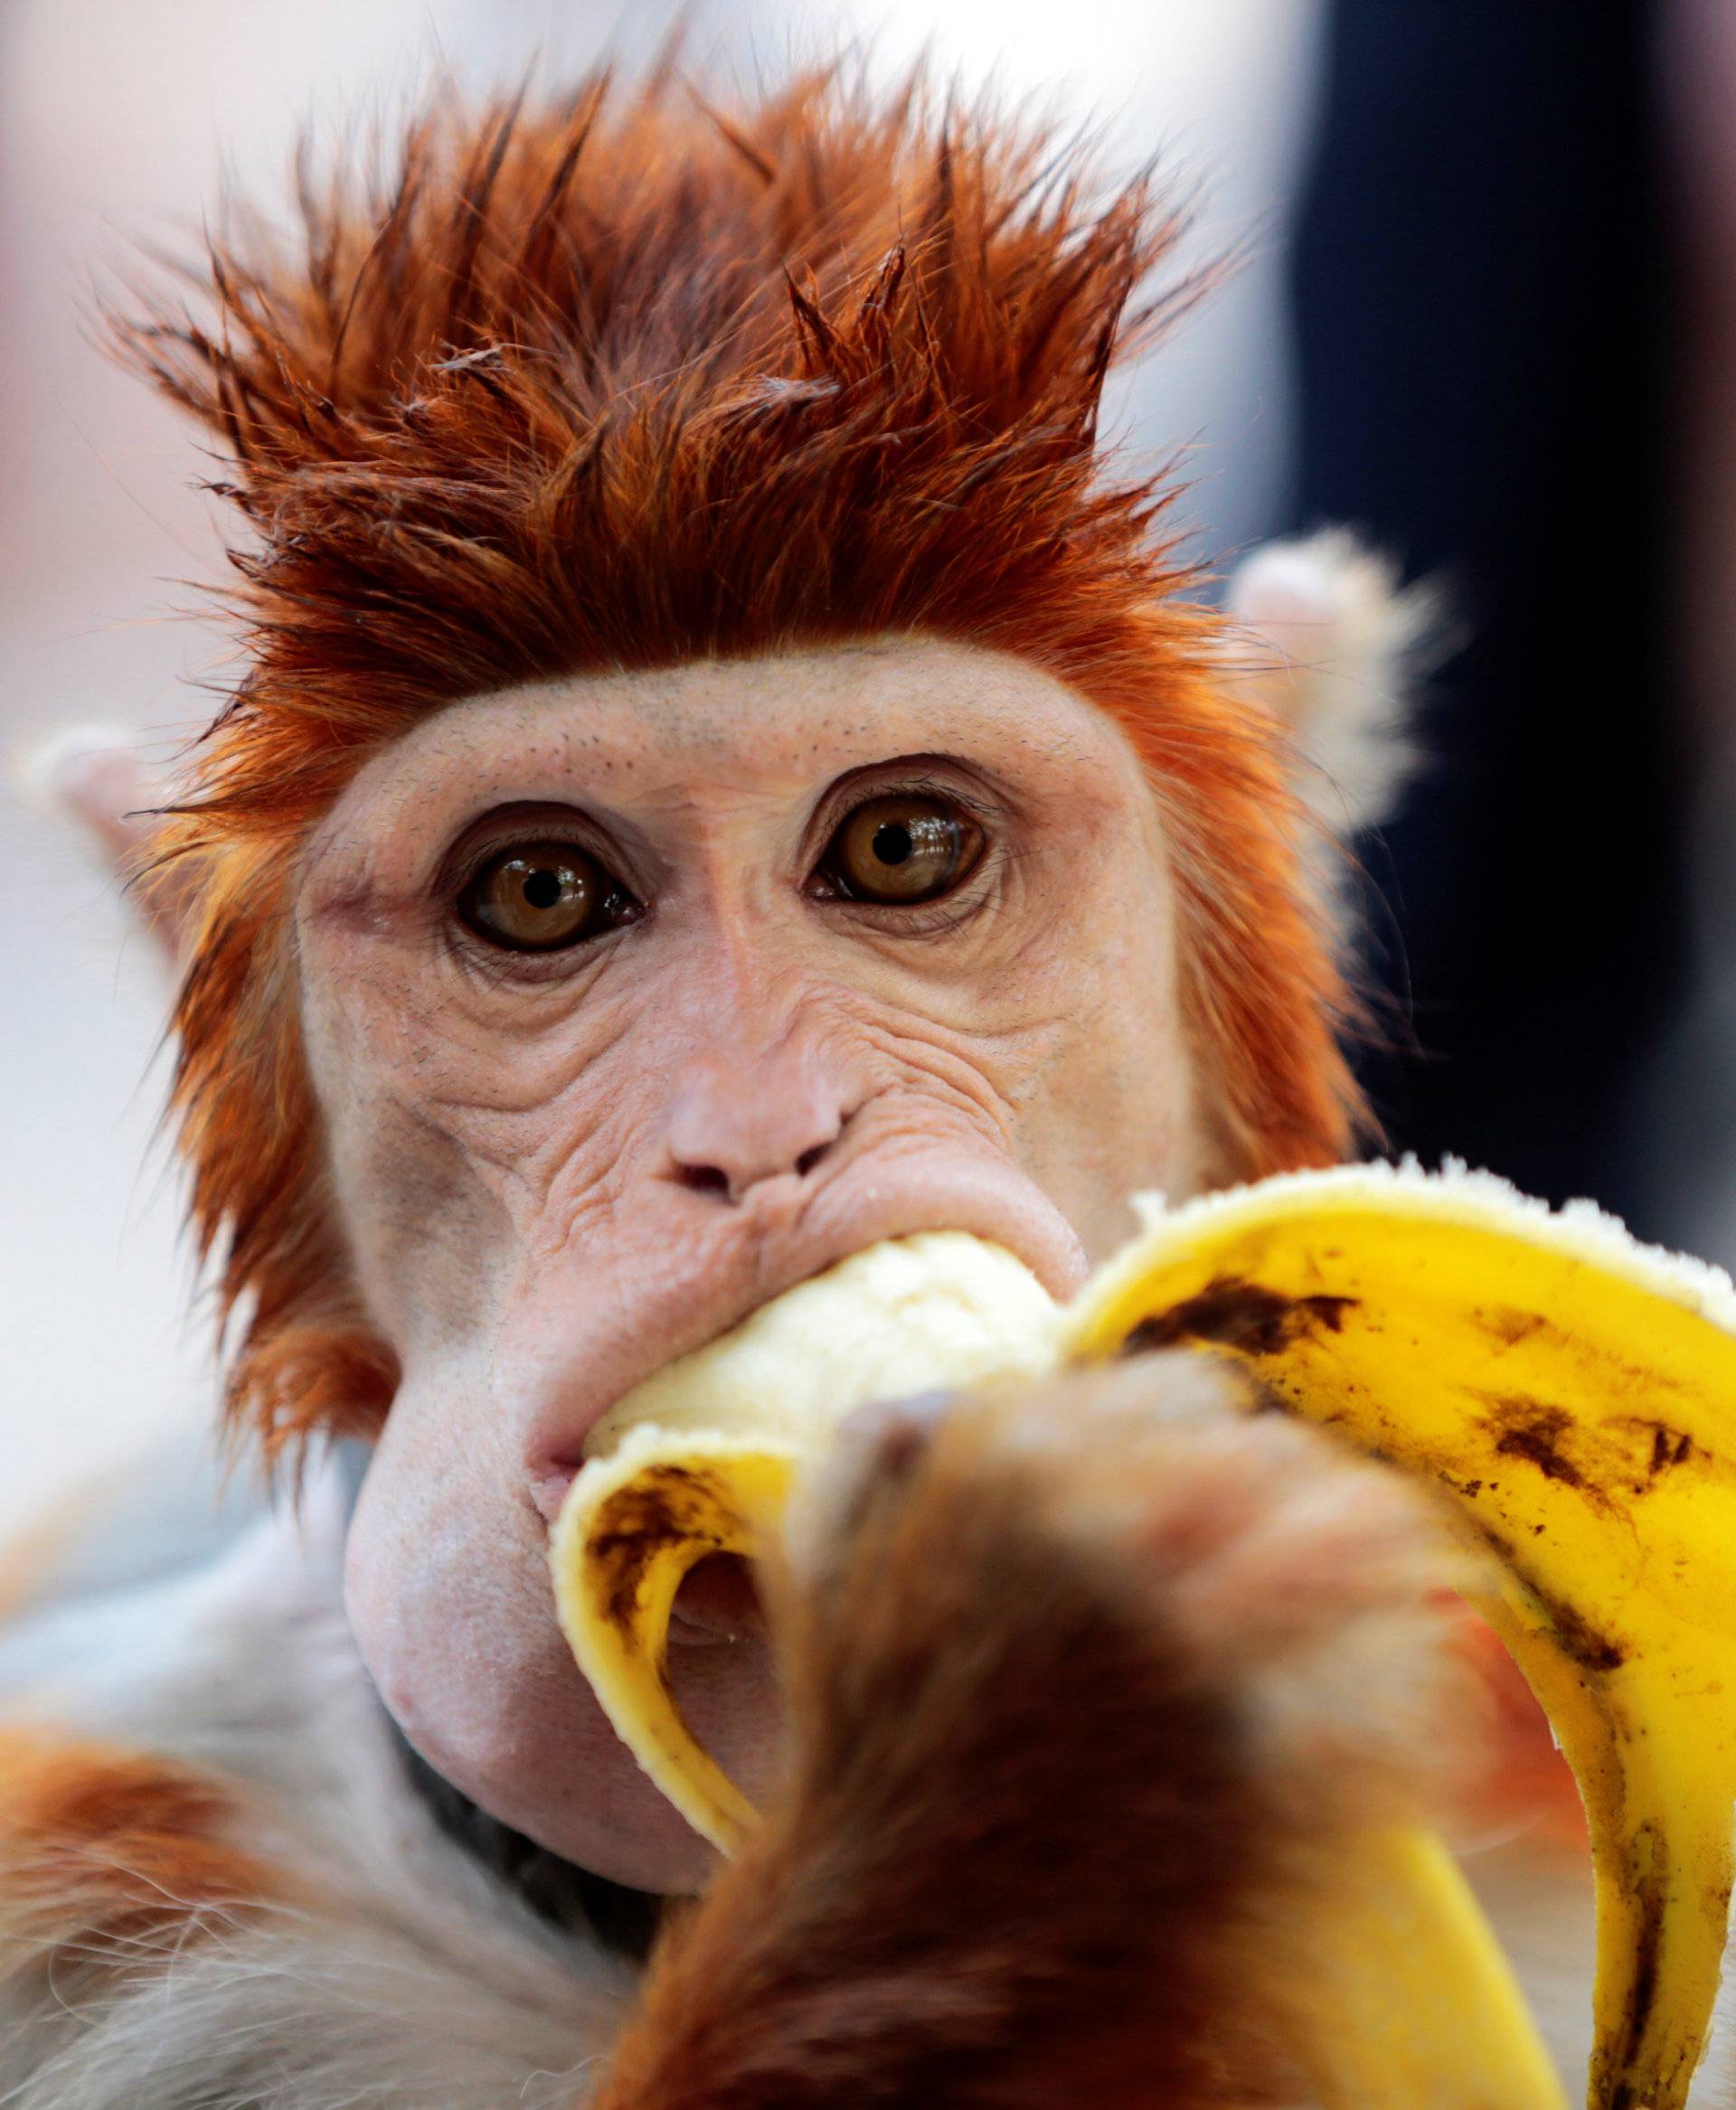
2 0 1731 1535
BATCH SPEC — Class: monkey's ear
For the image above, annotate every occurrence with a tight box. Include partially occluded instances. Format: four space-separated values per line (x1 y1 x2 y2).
1222 529 1446 839
15 725 193 962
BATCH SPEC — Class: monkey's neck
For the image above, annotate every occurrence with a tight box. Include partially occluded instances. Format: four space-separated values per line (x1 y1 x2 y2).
390 1717 666 1960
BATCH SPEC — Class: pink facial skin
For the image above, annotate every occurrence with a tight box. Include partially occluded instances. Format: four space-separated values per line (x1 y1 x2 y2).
314 635 1200 1894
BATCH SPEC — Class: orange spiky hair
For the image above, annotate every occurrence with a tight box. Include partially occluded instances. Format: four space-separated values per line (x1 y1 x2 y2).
117 61 1363 1460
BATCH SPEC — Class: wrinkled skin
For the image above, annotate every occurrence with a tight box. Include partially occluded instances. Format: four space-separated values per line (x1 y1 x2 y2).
318 636 1200 1892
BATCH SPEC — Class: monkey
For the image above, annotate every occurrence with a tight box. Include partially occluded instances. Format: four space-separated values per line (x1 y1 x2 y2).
0 59 1609 2105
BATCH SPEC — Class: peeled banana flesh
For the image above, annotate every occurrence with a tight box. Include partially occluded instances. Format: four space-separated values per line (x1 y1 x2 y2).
552 1161 1736 2110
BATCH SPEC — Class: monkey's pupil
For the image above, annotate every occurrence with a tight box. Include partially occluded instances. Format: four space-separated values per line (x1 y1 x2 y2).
522 869 563 909
818 796 981 905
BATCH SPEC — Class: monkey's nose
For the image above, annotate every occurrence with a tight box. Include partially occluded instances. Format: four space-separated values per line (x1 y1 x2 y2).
665 1060 854 1203
669 1140 836 1204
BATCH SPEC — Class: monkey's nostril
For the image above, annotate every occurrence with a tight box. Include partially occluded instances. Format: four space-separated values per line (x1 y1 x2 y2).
665 1113 845 1201
674 1163 732 1197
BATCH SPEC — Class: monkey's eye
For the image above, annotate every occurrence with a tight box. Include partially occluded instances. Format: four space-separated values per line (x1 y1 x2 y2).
816 794 985 905
458 841 618 952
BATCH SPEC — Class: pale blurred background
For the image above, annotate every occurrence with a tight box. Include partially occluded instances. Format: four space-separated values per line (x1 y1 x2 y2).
4 0 1732 1538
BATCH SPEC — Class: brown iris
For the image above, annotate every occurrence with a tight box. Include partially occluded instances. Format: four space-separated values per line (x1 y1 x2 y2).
459 842 606 951
819 794 984 905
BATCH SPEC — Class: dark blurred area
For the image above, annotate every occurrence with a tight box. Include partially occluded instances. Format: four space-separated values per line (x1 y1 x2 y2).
1286 0 1689 1239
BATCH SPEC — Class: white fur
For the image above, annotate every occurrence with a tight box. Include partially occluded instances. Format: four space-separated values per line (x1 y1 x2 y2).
0 1454 633 2109
9 724 147 822
6 1383 1733 2103
1223 529 1444 837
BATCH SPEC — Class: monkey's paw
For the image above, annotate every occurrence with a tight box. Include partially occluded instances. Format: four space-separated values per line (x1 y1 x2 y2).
598 1354 1470 2110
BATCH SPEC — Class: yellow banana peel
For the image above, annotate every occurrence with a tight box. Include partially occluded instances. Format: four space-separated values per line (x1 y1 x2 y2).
1063 1161 1736 2110
552 1231 1061 1850
552 1161 1736 2109
1284 1823 1567 2110
557 1427 797 1852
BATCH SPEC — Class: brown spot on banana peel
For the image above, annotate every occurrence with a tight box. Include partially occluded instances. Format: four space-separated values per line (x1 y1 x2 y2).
1524 1582 1628 1675
1478 1397 1704 1507
1471 1305 1701 1419
1602 1823 1716 2110
1486 1400 1593 1494
1609 1861 1665 2110
588 1464 732 1629
1119 1276 1359 1358
1477 1306 1550 1350
1473 1524 1630 1673
1637 1421 1695 1477
1120 1302 1640 1663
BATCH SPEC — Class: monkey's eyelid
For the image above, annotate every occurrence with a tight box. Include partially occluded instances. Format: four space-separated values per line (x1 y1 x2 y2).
439 826 629 899
430 796 665 900
838 894 995 940
811 861 1001 939
443 904 643 988
806 765 1009 848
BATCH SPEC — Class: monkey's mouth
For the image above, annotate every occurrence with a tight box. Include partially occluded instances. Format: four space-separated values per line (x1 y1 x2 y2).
668 1552 767 1646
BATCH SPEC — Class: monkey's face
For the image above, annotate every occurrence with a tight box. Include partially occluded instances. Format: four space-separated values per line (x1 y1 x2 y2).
307 636 1196 1891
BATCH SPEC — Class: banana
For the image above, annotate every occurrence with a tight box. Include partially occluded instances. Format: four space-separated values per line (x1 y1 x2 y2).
554 1426 798 1851
552 1161 1736 2109
1283 1823 1567 2110
1063 1161 1736 2110
552 1232 1061 1849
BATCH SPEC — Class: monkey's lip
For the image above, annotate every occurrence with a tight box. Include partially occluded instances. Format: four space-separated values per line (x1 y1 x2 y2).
526 1189 1087 1528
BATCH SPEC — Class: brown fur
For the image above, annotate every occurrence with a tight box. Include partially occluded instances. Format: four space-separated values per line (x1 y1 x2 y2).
593 1357 1462 2107
0 1729 276 1999
109 62 1363 1462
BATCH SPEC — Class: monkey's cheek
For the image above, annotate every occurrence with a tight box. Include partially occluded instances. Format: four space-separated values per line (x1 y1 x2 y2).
663 1629 785 1814
438 1632 783 1897
343 1508 780 1895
